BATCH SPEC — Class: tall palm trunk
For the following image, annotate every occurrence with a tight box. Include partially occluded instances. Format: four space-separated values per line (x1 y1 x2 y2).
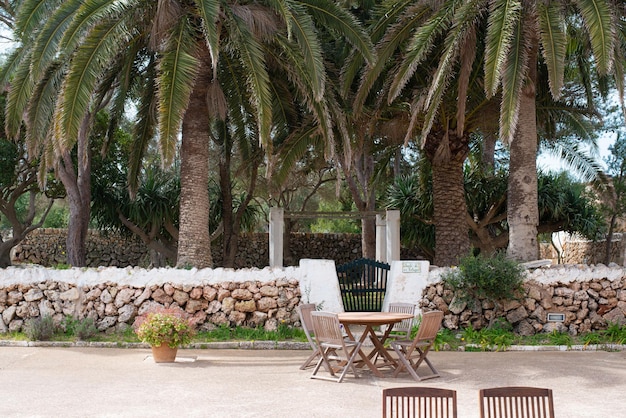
176 48 213 269
507 40 539 262
426 130 470 266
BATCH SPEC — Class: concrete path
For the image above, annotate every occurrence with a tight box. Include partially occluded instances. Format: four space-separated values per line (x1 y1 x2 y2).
0 347 624 417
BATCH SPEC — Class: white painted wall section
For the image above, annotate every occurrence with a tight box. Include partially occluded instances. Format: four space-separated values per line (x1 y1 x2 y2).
297 259 344 312
383 260 432 314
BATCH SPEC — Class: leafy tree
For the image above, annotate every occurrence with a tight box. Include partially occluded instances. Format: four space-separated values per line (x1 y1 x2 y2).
370 0 624 263
0 94 60 267
4 0 374 269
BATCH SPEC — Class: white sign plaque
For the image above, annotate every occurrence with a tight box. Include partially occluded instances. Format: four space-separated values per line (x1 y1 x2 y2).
402 261 422 273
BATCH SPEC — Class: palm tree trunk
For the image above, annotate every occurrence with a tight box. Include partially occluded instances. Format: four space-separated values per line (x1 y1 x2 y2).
431 156 470 266
507 42 539 262
424 129 470 266
176 49 213 269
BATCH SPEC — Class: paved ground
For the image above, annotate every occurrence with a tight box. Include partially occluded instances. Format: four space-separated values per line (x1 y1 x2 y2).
0 346 624 417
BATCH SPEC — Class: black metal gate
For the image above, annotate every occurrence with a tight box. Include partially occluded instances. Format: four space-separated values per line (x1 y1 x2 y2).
336 258 390 312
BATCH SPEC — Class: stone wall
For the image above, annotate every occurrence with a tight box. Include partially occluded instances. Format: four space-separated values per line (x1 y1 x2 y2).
12 229 425 268
0 266 302 334
539 234 625 265
421 265 626 335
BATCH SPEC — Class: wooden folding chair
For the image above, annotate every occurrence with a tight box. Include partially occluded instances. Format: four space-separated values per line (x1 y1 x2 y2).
381 303 416 340
297 303 320 370
383 387 457 418
391 310 444 381
479 386 555 418
310 311 362 383
373 303 416 365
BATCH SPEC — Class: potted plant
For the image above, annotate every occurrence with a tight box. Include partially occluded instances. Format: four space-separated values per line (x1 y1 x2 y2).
133 307 197 363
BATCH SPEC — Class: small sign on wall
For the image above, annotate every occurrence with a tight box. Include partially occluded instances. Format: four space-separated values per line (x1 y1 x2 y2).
402 261 422 273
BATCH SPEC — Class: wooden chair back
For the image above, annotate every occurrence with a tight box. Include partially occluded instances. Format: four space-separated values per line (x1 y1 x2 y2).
479 386 555 418
414 310 443 343
297 303 317 348
387 303 416 338
383 387 457 418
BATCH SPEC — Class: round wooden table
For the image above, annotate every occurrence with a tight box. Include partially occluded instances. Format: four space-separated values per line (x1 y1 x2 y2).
337 312 414 377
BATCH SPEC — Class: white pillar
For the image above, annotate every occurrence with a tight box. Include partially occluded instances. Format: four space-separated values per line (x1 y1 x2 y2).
376 214 387 262
386 210 400 262
269 207 284 267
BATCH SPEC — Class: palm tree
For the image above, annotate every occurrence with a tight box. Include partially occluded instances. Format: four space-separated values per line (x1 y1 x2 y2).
359 0 623 262
3 0 374 267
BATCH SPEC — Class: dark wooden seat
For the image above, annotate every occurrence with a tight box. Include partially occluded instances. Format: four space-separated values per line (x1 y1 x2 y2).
382 387 457 418
479 386 555 418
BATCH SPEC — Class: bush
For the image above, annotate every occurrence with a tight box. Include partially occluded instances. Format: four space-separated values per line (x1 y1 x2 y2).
63 316 99 340
24 315 56 341
442 252 526 303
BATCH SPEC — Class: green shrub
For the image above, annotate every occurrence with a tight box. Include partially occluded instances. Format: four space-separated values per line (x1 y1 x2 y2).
24 315 56 341
442 252 526 303
75 317 99 340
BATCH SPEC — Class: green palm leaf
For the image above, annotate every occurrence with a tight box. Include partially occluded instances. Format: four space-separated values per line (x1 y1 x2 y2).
26 61 65 151
129 65 157 198
31 0 81 78
484 0 522 97
197 0 221 79
15 0 62 40
388 0 459 103
575 0 615 75
156 18 199 165
5 49 34 139
499 15 529 144
538 2 567 99
298 0 375 65
287 5 325 101
354 2 429 110
224 9 272 149
60 10 130 149
60 0 116 52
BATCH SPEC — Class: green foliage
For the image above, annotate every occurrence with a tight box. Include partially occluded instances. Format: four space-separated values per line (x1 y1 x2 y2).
62 316 98 340
547 331 573 347
24 315 56 341
42 205 69 228
309 200 361 233
538 171 605 239
133 308 197 348
604 322 626 344
442 252 526 303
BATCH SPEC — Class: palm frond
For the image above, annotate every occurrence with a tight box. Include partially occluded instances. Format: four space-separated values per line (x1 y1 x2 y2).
354 2 430 110
60 0 117 52
498 14 530 144
224 8 272 149
538 1 567 99
575 0 615 75
388 0 458 103
298 0 375 65
197 0 221 79
60 9 131 149
26 60 65 154
0 46 27 85
31 0 81 78
5 49 34 139
128 65 157 198
286 4 324 101
156 17 199 165
484 0 522 97
15 0 62 41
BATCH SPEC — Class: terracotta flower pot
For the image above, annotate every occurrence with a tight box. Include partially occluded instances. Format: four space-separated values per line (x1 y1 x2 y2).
151 344 178 363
